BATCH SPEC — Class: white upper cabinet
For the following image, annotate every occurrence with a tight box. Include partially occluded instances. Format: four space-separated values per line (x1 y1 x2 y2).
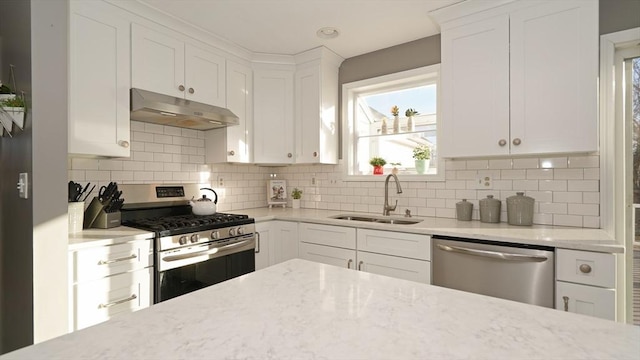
253 67 295 164
68 1 131 157
294 48 343 164
436 0 598 158
131 24 226 107
206 60 253 163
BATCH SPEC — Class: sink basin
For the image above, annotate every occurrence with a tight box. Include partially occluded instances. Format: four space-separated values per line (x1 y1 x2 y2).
330 214 423 225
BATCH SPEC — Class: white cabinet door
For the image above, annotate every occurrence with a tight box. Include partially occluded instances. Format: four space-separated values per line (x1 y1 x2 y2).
205 60 253 163
440 14 510 158
184 44 226 107
271 221 298 264
556 281 615 321
255 222 272 270
253 69 295 164
357 251 431 284
299 242 356 270
68 1 131 157
295 65 321 163
73 268 152 331
509 0 598 154
131 24 185 98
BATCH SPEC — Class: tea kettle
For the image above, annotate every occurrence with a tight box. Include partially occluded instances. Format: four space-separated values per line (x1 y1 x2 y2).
189 187 218 215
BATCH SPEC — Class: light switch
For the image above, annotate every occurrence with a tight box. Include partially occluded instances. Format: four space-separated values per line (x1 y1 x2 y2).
17 172 28 199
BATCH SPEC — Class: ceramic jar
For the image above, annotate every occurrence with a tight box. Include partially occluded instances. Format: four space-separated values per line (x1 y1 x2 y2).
506 192 534 226
479 195 501 223
456 199 473 221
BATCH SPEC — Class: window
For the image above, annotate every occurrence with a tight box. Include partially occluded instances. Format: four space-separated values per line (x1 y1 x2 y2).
342 65 443 180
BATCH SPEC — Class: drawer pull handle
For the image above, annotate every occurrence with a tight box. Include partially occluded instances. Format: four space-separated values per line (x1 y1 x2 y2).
358 260 363 271
579 264 592 274
97 254 137 265
98 294 137 309
562 296 569 311
347 259 353 269
255 232 261 254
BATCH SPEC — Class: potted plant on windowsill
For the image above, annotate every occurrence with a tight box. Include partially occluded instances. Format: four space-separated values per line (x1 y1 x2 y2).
291 188 303 209
412 145 431 175
369 156 386 175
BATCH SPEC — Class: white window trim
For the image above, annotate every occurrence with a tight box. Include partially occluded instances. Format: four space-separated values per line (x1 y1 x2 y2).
341 64 445 182
599 27 640 324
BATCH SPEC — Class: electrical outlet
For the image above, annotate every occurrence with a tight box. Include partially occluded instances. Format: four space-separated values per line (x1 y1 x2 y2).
311 177 316 185
217 176 224 187
476 174 493 189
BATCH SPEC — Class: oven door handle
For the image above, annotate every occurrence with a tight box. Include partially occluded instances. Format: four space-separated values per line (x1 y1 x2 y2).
162 239 253 262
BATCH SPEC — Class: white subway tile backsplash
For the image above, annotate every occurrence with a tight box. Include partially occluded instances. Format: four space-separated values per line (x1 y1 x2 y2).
501 169 526 180
553 192 583 204
582 192 600 204
568 180 599 192
130 121 145 131
466 160 489 170
445 180 467 190
182 128 199 138
512 180 538 191
568 155 599 168
539 157 567 169
539 202 567 214
455 170 477 180
554 169 583 180
153 153 173 162
445 159 466 170
488 159 512 169
582 216 600 228
526 169 553 180
144 162 163 171
553 214 583 227
524 191 553 203
71 158 99 170
144 123 164 134
164 126 182 136
583 168 600 180
154 134 173 145
513 158 539 169
144 143 163 152
539 180 567 192
568 203 599 216
132 131 154 142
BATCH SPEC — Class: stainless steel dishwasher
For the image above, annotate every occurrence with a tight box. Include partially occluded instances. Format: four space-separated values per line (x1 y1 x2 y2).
432 236 554 308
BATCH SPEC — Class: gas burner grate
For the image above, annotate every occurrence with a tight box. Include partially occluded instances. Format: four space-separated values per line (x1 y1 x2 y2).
123 212 252 235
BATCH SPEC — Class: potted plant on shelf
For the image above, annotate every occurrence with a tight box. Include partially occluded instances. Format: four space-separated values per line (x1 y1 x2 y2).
0 82 26 131
405 108 419 132
390 162 402 175
390 105 400 133
412 144 431 175
291 188 303 209
369 156 386 175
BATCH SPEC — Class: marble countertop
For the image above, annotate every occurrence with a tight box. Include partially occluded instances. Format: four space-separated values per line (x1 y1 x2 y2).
231 208 623 253
3 259 638 359
68 226 154 251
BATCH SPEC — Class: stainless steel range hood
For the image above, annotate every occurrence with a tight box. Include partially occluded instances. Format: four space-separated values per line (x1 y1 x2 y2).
130 88 239 130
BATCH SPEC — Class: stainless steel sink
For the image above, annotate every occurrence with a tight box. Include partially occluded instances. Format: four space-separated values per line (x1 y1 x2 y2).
329 214 423 225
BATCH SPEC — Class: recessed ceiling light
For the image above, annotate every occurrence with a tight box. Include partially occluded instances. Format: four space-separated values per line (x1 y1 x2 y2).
316 27 339 39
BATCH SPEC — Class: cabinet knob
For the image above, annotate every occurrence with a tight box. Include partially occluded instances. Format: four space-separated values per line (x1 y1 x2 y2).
178 85 185 92
188 87 195 94
562 296 569 311
313 151 318 157
118 140 130 148
579 264 592 274
228 150 235 156
498 139 507 147
512 138 522 146
287 153 292 158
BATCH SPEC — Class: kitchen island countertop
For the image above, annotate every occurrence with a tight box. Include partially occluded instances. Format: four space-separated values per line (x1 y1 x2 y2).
3 259 638 359
232 207 623 253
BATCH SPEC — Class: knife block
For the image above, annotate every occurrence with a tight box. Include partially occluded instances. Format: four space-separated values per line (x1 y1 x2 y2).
84 197 121 229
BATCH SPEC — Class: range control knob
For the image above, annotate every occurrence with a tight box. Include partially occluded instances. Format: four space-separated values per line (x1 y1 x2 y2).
190 234 199 243
178 236 188 245
229 228 236 236
237 227 244 235
211 231 219 240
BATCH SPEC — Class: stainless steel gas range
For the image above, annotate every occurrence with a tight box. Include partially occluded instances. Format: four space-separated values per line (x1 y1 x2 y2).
119 184 256 303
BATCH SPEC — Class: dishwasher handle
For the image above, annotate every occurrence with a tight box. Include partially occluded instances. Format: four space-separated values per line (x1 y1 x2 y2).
436 244 549 262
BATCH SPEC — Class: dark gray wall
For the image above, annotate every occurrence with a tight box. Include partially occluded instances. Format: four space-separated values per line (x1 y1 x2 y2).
600 0 640 35
0 0 34 355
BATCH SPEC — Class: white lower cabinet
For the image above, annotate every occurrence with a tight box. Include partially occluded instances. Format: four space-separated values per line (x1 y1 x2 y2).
69 238 154 331
255 221 299 269
555 249 616 321
298 223 431 284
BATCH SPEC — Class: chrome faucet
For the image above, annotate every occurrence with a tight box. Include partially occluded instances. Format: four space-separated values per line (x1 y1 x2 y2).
383 174 403 216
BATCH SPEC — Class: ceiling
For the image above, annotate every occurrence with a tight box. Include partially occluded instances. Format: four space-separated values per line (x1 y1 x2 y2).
136 0 464 59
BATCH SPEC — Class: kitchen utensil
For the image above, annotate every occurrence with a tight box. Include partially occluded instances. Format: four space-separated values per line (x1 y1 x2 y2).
68 181 83 202
82 184 96 201
189 187 218 215
506 192 534 226
99 182 118 204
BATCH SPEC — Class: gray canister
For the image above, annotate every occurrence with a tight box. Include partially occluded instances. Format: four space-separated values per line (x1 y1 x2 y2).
506 192 534 226
456 199 473 221
479 195 501 223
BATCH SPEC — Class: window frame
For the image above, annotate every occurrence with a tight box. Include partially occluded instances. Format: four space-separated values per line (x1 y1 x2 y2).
341 64 445 182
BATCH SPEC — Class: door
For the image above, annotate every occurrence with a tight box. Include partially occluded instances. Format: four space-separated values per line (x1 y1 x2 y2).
69 2 131 157
556 281 616 321
253 69 295 164
509 0 598 154
440 15 510 157
295 65 321 163
227 61 253 162
271 221 298 264
131 24 185 98
184 44 226 106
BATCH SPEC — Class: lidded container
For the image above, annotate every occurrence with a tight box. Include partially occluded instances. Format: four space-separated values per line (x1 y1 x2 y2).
506 192 534 226
456 199 473 221
479 195 501 223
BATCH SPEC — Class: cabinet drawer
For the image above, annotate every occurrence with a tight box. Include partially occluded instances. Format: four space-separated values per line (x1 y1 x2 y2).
299 242 356 270
556 281 615 321
72 239 153 283
556 249 615 288
73 268 153 330
357 229 430 260
358 251 431 284
299 223 356 249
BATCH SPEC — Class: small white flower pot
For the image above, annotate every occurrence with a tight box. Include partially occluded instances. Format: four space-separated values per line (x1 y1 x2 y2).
292 199 301 209
5 106 25 129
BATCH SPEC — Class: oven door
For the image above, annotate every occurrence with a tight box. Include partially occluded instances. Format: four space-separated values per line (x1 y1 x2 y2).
156 235 255 303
